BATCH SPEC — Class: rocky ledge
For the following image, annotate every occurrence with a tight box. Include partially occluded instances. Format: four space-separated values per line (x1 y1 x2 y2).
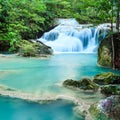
18 40 53 57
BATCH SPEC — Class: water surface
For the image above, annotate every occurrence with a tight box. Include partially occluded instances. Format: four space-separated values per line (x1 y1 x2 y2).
0 53 119 120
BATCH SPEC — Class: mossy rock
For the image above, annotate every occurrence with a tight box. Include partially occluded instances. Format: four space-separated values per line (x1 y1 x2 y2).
90 96 120 120
98 36 113 68
79 78 99 91
18 40 53 57
98 32 120 69
63 79 81 88
89 103 112 120
63 78 99 91
101 85 120 96
93 72 120 85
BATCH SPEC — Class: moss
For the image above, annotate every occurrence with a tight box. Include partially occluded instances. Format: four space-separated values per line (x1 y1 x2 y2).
101 85 120 96
98 32 120 69
18 40 53 57
63 78 99 91
79 78 99 91
63 79 81 88
93 72 120 85
89 103 112 120
98 36 113 68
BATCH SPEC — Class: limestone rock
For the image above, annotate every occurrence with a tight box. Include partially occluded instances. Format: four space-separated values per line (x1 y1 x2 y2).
93 72 120 85
98 36 112 68
19 40 53 57
79 78 99 91
63 78 99 91
101 85 120 96
89 96 120 120
98 32 120 69
63 79 81 88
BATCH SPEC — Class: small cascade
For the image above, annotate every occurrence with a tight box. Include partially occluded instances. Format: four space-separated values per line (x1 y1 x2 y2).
38 19 107 53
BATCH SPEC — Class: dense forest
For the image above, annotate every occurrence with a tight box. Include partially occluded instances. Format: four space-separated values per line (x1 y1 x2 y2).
0 0 119 52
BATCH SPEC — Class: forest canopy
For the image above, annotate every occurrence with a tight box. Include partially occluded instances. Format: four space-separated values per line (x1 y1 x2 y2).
0 0 119 52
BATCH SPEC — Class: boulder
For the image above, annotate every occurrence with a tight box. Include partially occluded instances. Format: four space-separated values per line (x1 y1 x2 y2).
79 78 99 91
18 40 53 57
63 79 81 88
63 78 99 91
89 96 120 120
93 72 120 85
101 85 120 96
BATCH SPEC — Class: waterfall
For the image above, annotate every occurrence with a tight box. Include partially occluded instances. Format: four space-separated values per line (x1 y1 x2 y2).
38 19 107 53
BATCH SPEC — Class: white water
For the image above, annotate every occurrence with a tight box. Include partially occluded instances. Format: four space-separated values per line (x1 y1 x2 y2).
38 19 107 53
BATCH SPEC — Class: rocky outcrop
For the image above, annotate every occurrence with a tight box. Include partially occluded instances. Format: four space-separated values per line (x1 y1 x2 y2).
101 85 120 96
93 72 120 85
63 78 99 91
79 78 99 91
98 35 113 68
98 32 120 69
18 40 53 57
63 79 81 88
89 96 120 120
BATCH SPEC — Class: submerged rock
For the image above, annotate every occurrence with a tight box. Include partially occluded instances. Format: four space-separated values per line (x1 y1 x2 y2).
19 40 53 57
89 95 120 120
63 78 99 91
93 72 120 85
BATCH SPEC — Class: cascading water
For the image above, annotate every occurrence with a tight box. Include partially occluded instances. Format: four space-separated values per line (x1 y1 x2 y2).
38 19 107 53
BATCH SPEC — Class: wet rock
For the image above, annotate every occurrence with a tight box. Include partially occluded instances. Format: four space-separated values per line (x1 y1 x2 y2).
101 85 120 96
89 95 120 120
79 78 99 91
63 78 99 91
93 72 120 85
63 79 81 88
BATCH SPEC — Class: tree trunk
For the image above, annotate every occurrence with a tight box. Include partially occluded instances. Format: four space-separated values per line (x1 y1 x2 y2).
116 0 120 32
111 1 115 69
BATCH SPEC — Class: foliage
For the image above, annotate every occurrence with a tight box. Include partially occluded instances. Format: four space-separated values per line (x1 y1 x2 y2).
0 0 119 53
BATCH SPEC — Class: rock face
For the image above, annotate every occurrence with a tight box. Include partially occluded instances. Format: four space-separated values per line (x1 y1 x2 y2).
19 40 53 57
89 96 120 120
98 32 120 69
63 78 99 91
93 72 120 85
98 36 113 68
